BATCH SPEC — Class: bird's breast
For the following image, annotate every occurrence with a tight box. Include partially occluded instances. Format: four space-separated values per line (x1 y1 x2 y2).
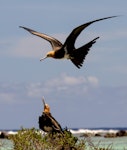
54 47 74 59
54 49 65 59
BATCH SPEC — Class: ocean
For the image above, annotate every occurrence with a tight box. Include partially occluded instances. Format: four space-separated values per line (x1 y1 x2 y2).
0 127 127 150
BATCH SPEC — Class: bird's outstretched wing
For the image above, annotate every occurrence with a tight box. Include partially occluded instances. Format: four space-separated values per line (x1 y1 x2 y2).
19 26 63 50
71 37 99 68
64 16 117 52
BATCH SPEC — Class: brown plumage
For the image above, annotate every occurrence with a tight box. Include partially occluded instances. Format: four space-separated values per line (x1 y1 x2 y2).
20 16 117 68
38 98 63 134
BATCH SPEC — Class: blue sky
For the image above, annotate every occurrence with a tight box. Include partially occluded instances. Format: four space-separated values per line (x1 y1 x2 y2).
0 0 127 129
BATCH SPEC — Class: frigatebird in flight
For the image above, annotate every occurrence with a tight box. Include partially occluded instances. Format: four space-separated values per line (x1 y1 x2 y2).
20 16 117 68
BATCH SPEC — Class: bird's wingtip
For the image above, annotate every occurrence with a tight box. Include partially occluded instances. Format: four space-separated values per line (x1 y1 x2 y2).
19 26 26 30
19 26 23 28
103 15 121 20
112 15 122 18
96 36 100 40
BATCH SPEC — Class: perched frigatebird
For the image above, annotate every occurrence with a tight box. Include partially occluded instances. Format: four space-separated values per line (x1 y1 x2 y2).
20 16 117 68
39 98 63 134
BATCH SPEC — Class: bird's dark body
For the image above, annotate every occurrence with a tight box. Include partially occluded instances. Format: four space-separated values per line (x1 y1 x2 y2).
39 112 63 133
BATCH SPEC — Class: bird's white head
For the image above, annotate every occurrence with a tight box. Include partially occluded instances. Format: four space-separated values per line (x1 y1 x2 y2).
42 97 50 113
40 51 55 61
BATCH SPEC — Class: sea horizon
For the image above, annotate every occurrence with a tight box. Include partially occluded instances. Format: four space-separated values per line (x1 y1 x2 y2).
1 126 127 131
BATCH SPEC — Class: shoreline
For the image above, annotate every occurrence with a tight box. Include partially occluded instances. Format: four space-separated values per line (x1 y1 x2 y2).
1 128 127 139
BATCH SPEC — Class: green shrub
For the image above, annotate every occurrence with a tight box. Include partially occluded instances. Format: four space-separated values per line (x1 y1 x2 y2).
8 128 113 150
9 128 85 150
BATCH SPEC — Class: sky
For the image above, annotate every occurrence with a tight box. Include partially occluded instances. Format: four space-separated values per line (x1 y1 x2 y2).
0 0 127 129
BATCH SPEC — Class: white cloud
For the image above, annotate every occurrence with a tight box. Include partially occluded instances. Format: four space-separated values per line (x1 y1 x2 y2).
46 74 86 87
87 76 99 87
26 74 99 98
0 92 16 103
46 74 97 88
0 74 99 105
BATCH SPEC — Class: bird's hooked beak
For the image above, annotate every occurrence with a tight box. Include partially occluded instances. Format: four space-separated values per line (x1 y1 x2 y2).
42 97 46 108
40 56 47 61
